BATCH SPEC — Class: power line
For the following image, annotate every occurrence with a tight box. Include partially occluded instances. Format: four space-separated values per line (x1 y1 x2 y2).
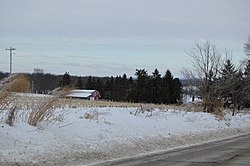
6 46 16 75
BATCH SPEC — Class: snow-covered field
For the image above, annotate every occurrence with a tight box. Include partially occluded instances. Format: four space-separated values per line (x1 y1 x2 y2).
1 104 250 166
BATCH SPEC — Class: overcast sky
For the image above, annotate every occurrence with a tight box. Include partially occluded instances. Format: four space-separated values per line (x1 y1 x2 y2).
0 0 249 77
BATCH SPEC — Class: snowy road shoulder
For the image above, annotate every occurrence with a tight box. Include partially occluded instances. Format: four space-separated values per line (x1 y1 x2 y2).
1 107 250 165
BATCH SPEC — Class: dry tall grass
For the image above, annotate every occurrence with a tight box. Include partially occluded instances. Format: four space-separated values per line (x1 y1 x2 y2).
5 106 17 126
0 74 30 126
55 98 179 110
27 88 71 126
0 75 14 110
134 104 154 117
0 74 30 92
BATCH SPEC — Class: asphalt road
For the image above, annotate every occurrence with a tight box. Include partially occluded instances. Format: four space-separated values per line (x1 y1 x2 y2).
91 134 250 166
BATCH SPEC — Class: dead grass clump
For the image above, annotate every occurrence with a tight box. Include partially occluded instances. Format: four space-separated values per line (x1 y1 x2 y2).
0 75 14 110
5 106 17 126
58 98 177 111
0 74 30 126
81 109 100 121
0 74 30 93
0 92 12 110
182 99 225 119
210 99 225 119
134 104 154 117
213 109 225 120
181 102 203 112
27 88 71 126
0 74 30 102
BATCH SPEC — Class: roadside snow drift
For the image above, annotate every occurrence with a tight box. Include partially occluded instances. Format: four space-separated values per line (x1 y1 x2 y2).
1 107 250 165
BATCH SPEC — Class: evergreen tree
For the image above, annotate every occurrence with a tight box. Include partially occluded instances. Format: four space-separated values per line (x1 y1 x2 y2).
128 76 134 85
121 74 128 101
96 78 104 96
217 59 242 109
61 72 71 87
135 69 150 103
244 60 250 76
152 69 162 104
125 76 136 102
221 59 237 80
162 70 174 104
104 76 114 100
75 77 83 89
113 76 121 101
244 36 250 57
172 78 182 104
218 59 237 97
86 76 94 89
242 60 250 107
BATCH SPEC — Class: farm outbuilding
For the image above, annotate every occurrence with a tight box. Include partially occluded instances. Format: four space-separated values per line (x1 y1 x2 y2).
67 90 101 100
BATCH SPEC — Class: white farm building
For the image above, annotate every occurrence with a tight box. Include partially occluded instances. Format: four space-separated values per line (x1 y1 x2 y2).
67 90 101 101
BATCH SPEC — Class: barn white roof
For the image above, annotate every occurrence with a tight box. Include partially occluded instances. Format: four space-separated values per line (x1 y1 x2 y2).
67 90 96 98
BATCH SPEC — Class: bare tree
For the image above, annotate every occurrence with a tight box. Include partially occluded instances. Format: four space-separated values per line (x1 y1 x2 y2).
244 36 250 57
184 41 223 113
242 36 250 108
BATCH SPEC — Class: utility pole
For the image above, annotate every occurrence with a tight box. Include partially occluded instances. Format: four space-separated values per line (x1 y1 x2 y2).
6 46 16 75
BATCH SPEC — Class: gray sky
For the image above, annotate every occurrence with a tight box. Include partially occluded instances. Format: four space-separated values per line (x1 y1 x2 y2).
0 0 249 77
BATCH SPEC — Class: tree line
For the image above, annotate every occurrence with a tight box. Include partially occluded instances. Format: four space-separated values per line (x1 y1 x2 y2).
0 68 182 104
183 36 250 112
85 69 182 104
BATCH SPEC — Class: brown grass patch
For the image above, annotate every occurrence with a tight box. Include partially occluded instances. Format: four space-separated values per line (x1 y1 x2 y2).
27 88 71 126
0 74 30 125
5 106 17 126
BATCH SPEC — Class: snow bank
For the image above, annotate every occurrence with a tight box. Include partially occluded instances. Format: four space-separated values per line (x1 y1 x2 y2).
0 107 250 165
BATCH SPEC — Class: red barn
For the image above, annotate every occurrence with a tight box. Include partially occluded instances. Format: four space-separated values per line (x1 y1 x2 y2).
67 90 101 100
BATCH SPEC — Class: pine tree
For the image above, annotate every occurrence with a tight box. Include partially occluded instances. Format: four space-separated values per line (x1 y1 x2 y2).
125 76 136 102
61 72 71 87
96 78 104 96
217 59 242 110
121 74 128 101
86 76 94 89
75 77 83 89
221 59 237 80
242 60 250 107
218 59 237 97
104 76 114 100
244 60 250 76
152 69 162 104
173 78 182 104
244 36 250 57
162 70 174 104
113 76 121 101
135 69 150 103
